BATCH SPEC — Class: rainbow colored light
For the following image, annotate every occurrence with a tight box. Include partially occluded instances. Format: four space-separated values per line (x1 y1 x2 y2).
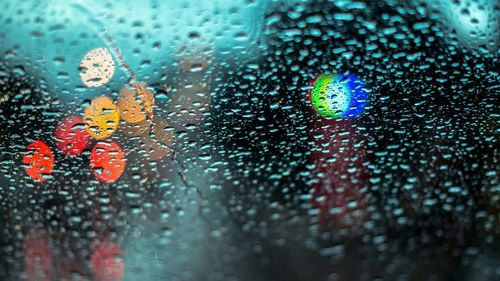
310 73 368 119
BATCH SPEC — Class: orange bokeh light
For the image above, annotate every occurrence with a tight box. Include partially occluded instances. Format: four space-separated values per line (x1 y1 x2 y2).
117 82 155 124
23 140 55 182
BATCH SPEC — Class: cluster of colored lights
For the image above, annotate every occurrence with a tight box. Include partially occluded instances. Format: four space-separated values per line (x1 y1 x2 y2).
309 73 368 119
23 47 164 184
23 48 368 184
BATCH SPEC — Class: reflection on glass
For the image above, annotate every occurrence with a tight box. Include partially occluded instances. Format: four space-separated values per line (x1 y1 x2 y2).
309 119 370 233
58 258 88 281
23 230 123 281
90 241 124 281
24 232 52 281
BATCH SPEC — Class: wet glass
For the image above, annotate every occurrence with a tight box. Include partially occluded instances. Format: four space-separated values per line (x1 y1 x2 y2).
0 0 498 280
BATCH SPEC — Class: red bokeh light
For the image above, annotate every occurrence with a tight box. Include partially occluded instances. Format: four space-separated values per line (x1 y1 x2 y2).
90 141 126 183
54 115 92 156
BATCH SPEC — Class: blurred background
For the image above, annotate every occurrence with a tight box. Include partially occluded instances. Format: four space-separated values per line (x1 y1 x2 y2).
0 0 498 280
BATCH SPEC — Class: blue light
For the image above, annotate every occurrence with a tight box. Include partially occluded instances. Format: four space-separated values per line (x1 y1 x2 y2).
336 74 368 119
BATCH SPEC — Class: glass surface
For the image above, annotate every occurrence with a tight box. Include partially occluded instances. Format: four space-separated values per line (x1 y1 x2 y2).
0 0 498 280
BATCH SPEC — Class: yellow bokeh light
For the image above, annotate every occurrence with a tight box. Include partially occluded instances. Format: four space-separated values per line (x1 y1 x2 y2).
83 96 120 140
